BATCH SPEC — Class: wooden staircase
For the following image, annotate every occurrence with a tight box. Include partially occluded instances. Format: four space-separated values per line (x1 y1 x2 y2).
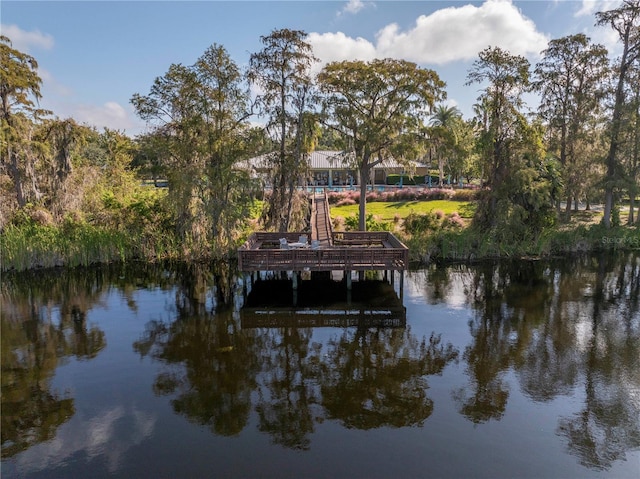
311 190 333 247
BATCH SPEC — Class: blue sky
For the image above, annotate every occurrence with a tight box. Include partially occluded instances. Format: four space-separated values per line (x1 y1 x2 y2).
2 0 623 136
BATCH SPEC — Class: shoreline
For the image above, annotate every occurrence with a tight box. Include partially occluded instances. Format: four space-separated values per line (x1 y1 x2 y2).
2 222 638 273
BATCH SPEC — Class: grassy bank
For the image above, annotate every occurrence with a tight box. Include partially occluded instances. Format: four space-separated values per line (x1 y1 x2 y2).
1 222 130 271
331 200 475 222
3 199 637 272
0 221 186 272
404 223 640 263
330 199 639 263
1 196 265 272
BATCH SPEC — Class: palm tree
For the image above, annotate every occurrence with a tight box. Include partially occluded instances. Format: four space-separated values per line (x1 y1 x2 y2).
429 105 462 186
472 98 491 186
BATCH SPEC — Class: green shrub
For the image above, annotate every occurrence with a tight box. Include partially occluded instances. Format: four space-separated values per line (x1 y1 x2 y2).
344 214 390 231
403 211 441 235
453 189 480 201
385 174 423 185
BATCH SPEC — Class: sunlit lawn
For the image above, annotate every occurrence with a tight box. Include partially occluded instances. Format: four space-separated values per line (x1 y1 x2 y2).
331 200 476 221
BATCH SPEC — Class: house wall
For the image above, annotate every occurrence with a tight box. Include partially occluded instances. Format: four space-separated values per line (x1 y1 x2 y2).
311 169 357 186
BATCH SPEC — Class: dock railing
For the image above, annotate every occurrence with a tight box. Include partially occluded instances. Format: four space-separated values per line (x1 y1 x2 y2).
238 231 408 272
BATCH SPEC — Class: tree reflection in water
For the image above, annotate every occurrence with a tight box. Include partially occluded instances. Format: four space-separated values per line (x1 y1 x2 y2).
143 308 260 437
419 252 640 469
256 327 319 450
556 253 640 470
134 263 260 437
321 328 458 429
1 267 110 458
136 271 459 449
451 260 557 423
3 253 638 472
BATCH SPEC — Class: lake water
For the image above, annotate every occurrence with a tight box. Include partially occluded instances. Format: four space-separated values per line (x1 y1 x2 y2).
1 253 639 478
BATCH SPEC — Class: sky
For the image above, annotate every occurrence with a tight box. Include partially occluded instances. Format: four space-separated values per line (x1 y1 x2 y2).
2 0 624 136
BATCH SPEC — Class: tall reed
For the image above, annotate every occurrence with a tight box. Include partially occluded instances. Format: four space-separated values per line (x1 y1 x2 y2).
0 223 133 271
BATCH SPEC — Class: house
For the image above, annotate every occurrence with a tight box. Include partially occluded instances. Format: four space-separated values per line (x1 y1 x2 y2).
242 150 430 186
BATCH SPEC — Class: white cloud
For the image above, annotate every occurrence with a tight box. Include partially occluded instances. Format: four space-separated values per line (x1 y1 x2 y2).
344 0 365 14
309 0 549 68
307 31 376 70
375 0 549 64
589 21 623 55
338 0 372 17
38 71 142 132
445 98 459 109
39 68 73 97
68 101 142 133
1 24 54 52
575 0 598 17
572 0 623 57
15 406 156 475
249 79 265 99
574 0 621 18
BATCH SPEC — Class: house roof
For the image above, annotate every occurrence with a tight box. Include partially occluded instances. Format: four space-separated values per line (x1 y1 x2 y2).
310 150 351 169
242 150 427 171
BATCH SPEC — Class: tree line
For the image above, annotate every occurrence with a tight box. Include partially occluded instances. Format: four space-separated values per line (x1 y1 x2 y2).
1 1 638 263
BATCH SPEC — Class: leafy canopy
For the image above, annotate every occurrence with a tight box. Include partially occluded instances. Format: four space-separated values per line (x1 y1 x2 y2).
318 58 445 230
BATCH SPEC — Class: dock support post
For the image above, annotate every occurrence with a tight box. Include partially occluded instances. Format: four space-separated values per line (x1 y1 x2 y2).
391 270 395 286
292 271 298 290
346 270 352 290
399 270 404 300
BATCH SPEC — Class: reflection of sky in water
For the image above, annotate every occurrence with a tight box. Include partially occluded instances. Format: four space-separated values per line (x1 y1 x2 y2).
406 270 472 309
15 406 156 474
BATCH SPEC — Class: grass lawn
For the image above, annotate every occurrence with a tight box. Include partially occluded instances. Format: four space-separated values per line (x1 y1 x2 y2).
330 200 475 221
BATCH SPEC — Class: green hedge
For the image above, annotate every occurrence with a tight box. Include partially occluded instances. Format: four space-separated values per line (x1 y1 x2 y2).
385 174 425 185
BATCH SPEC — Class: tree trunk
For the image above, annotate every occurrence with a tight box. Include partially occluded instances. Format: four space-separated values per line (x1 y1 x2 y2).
359 166 368 231
277 172 288 233
284 181 295 232
7 147 27 207
603 188 614 229
602 22 632 228
278 80 288 233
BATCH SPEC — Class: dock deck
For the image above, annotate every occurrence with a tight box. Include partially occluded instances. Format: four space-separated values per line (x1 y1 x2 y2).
238 230 409 272
238 190 409 274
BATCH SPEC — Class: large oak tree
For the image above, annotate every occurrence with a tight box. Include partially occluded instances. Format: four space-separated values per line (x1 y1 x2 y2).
318 58 445 231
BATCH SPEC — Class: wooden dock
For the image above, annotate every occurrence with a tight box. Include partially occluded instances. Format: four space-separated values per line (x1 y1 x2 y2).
238 231 409 272
238 190 409 292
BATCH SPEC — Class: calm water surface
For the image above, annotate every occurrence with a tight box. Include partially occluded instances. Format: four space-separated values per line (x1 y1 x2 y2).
1 253 639 478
